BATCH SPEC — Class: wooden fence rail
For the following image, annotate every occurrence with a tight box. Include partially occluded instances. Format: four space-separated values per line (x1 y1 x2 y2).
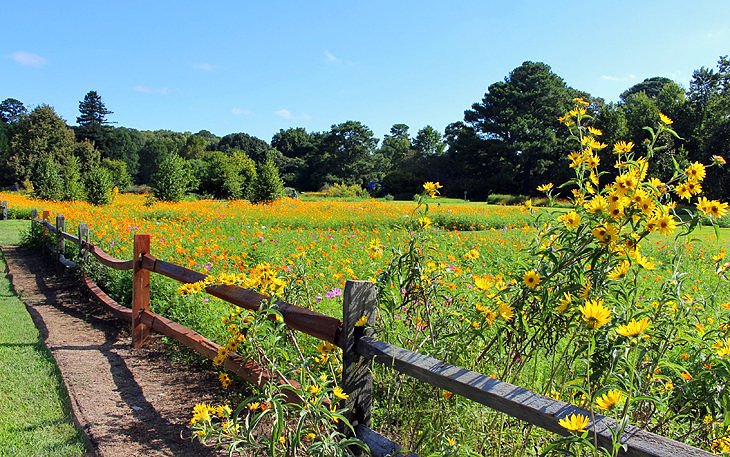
11 206 711 457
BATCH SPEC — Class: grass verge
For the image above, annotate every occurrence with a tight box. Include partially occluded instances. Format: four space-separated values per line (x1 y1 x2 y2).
0 220 88 456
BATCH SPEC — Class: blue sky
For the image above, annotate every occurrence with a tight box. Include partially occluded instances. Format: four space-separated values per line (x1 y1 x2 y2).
2 1 728 142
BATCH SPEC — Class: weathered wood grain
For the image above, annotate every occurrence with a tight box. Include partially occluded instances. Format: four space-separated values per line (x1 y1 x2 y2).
357 337 712 457
342 280 377 432
132 234 151 348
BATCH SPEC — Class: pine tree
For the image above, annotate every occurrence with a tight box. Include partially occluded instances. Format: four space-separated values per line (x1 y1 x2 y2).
77 90 113 128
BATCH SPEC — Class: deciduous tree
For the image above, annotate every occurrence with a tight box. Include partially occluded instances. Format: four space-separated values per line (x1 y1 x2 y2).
9 104 75 183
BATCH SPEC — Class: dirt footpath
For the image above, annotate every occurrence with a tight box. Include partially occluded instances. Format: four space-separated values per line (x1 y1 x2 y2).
2 246 221 457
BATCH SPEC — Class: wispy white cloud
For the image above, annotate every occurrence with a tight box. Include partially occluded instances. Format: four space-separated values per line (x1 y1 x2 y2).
133 85 170 95
231 107 253 116
274 109 311 121
600 73 637 82
275 109 293 119
323 49 354 66
324 50 339 63
192 62 218 72
11 51 46 67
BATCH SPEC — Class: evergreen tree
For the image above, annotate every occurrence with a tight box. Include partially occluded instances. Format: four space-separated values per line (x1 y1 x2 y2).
77 90 113 128
463 61 580 195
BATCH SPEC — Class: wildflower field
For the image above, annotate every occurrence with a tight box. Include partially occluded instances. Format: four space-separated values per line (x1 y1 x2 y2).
3 109 730 456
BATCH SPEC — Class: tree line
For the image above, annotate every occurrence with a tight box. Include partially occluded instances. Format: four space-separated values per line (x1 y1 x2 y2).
1 55 728 202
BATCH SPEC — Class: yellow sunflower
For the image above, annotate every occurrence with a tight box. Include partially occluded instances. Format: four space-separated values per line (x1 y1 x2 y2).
580 298 612 330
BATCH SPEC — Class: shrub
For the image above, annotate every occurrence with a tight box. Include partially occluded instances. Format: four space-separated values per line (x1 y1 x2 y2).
100 158 132 191
251 159 284 203
322 183 368 199
151 154 197 202
84 166 115 205
32 155 64 201
199 151 257 200
486 193 530 205
61 155 85 201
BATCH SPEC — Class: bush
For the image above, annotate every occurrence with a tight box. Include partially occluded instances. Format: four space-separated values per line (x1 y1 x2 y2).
61 155 85 201
251 159 284 203
32 155 64 201
100 158 132 191
321 183 368 199
199 151 257 200
84 166 115 205
151 154 197 202
486 193 530 205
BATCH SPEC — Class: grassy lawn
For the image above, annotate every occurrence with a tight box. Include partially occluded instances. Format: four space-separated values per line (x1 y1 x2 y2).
0 220 87 456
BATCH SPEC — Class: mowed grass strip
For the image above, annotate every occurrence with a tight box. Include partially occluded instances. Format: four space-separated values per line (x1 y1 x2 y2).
0 220 87 457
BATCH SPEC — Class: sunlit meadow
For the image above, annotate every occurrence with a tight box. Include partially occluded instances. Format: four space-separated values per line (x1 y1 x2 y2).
3 154 730 455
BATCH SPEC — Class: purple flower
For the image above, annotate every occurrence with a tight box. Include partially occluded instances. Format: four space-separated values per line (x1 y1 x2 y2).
324 287 342 299
315 295 322 303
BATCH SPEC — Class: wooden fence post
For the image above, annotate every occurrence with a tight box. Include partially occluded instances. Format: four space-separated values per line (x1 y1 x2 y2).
1 200 7 220
132 234 151 348
78 224 89 264
342 280 377 433
55 214 65 270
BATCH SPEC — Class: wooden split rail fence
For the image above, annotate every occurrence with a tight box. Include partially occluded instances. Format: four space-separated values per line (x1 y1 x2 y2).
10 206 712 457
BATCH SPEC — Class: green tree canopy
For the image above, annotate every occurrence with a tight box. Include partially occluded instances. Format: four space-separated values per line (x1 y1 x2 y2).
215 132 277 163
379 123 412 168
316 121 382 188
271 127 320 189
199 150 257 199
251 159 284 203
9 104 75 183
620 77 676 101
686 56 730 197
463 61 578 194
412 125 445 157
151 154 197 202
0 98 27 124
